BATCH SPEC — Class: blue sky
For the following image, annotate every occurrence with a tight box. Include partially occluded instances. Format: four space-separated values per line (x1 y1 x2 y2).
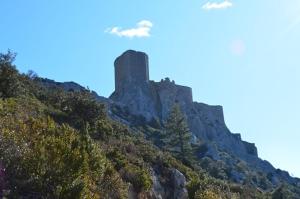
1 0 300 177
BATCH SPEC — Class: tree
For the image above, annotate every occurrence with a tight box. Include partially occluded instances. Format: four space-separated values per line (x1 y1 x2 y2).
164 103 193 162
62 91 106 128
272 184 294 199
0 50 24 98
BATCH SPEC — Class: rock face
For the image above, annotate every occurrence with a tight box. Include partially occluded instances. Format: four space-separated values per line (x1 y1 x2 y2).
109 50 298 187
110 50 257 160
154 78 193 120
149 168 188 199
171 169 188 199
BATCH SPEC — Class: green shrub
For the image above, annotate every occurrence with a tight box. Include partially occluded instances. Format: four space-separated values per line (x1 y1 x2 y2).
195 189 220 199
123 166 152 192
0 112 126 198
0 51 26 98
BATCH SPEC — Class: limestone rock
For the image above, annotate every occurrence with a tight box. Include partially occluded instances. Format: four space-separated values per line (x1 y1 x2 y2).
154 79 193 120
149 169 165 199
171 169 188 199
149 168 188 199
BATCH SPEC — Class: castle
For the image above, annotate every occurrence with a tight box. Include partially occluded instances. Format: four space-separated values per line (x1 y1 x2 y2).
110 50 194 120
109 50 260 162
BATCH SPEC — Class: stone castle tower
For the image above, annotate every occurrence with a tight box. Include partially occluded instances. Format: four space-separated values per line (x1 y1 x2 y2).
110 49 194 121
114 50 149 94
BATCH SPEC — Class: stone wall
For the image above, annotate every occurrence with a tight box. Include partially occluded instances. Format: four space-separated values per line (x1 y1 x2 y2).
154 78 193 120
114 50 149 94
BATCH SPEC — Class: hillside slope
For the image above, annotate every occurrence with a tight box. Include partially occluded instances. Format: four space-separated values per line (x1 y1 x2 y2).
0 51 300 198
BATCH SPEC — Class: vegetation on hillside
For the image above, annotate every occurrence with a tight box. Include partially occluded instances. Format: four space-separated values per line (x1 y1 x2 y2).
0 51 299 198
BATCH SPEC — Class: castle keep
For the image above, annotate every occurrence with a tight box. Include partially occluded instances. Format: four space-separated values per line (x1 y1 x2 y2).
114 50 149 93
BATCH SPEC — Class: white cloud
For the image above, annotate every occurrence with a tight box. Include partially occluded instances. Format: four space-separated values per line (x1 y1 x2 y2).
106 20 153 38
202 1 233 10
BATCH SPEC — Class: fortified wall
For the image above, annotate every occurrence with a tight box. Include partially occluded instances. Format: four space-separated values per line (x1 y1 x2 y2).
154 78 193 120
111 50 194 121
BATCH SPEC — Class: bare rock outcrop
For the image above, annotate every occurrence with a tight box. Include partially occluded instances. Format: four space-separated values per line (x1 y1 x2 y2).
171 169 188 199
148 168 188 199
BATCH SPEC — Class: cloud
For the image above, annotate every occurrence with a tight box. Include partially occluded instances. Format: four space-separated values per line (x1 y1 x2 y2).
202 1 233 10
106 20 153 38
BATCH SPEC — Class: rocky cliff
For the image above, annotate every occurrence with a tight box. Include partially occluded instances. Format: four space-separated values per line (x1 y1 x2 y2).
108 50 299 187
109 50 257 159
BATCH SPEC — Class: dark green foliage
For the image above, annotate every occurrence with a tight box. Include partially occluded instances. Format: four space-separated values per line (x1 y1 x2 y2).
272 184 300 199
107 149 128 170
62 91 105 128
0 104 127 198
194 142 209 158
199 157 230 180
272 185 290 199
164 104 193 162
0 51 25 98
93 118 114 140
122 166 152 192
103 135 154 193
30 84 106 129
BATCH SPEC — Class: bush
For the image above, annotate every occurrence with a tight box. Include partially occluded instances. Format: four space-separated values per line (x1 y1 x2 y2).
195 189 220 199
0 113 126 198
61 91 105 128
123 166 152 192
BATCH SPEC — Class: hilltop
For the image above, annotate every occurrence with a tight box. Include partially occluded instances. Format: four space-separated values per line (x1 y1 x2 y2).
0 50 299 198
